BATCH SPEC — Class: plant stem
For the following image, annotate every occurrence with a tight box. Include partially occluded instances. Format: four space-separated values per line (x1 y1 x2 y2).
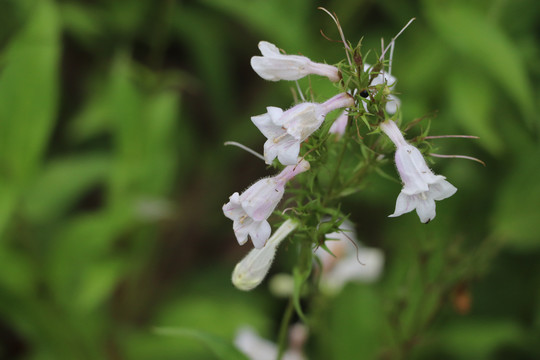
276 298 295 360
325 136 349 201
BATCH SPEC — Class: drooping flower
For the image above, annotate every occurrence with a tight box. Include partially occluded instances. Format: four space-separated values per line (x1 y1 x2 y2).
252 93 355 165
232 219 298 290
380 120 457 223
316 220 384 294
363 64 400 114
251 41 340 82
223 161 309 248
234 325 306 360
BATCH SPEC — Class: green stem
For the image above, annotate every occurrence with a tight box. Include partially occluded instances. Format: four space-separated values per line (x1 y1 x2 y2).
276 298 295 360
325 136 349 201
340 156 372 191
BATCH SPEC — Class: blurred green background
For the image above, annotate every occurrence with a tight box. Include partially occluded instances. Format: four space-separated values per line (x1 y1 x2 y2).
0 0 539 359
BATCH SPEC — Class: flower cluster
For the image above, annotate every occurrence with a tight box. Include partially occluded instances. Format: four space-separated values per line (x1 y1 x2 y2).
223 31 464 291
218 14 481 358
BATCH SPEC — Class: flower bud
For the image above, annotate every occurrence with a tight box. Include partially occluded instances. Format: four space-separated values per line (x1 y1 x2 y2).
232 219 297 291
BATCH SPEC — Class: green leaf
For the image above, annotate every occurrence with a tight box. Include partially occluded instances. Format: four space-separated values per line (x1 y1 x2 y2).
318 285 386 360
59 3 103 46
491 147 540 250
73 259 125 313
22 154 110 223
199 0 310 50
424 2 534 123
47 213 129 309
0 0 60 183
447 68 502 154
0 0 60 235
154 327 249 360
435 320 524 359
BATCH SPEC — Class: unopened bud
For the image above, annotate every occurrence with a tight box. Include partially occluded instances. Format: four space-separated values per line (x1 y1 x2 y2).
232 219 298 291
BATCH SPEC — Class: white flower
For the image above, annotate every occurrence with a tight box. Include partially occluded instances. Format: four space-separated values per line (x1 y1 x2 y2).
328 110 349 137
251 41 340 82
316 221 384 294
235 326 306 360
232 219 298 291
252 93 354 165
380 120 457 223
223 161 309 248
363 64 400 114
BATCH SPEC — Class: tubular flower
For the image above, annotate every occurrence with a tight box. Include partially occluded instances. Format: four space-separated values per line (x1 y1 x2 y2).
223 160 309 248
252 93 355 165
380 120 457 223
363 64 400 114
232 219 298 291
251 41 340 82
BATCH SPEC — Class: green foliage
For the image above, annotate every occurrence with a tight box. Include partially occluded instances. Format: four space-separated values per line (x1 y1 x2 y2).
0 0 538 359
154 327 250 360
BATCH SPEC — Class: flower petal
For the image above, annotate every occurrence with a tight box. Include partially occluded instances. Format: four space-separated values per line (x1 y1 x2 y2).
429 179 457 201
415 196 436 223
264 134 300 166
276 139 301 166
249 220 272 249
389 191 418 217
267 106 285 126
257 41 280 57
233 218 253 246
386 95 400 114
252 111 284 140
222 192 244 220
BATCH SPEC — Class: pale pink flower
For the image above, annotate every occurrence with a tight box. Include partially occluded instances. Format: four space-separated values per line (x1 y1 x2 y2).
316 221 384 294
223 160 309 248
251 41 340 82
380 120 457 223
252 93 355 165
